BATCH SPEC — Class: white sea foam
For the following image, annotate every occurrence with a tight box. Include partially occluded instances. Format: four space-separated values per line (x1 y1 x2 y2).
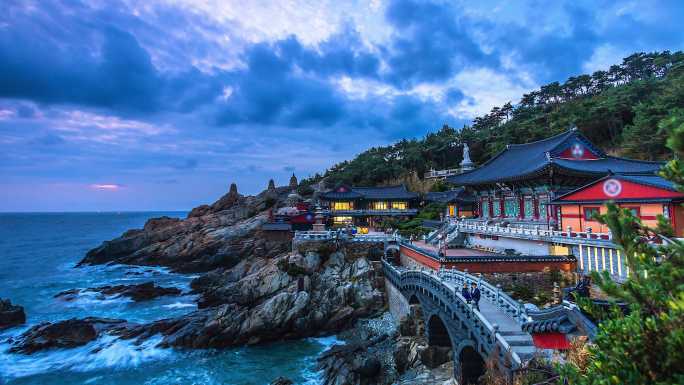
163 302 196 309
0 334 171 379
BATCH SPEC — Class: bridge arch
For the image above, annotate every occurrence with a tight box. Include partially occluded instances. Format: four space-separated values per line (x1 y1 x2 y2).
458 345 486 385
427 314 451 347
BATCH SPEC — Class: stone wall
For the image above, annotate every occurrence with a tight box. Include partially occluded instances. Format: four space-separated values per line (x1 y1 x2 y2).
294 240 384 261
465 234 550 255
386 278 410 324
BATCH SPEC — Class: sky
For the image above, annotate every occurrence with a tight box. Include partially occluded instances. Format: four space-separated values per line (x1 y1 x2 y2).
1 0 683 212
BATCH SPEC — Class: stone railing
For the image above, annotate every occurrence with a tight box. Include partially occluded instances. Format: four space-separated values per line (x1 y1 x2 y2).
326 209 419 216
293 231 400 243
439 268 530 325
382 259 524 367
454 219 614 246
424 168 461 179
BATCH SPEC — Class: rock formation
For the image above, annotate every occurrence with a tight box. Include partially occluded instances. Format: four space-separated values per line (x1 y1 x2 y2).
79 184 292 273
0 299 26 330
316 314 456 385
55 282 181 302
9 317 127 354
114 243 385 349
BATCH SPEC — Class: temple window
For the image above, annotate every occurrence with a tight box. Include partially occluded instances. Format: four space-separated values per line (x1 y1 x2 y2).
391 201 407 210
372 201 388 210
583 207 600 221
492 199 501 217
523 198 534 218
624 206 640 217
333 216 353 225
538 200 548 220
332 201 353 211
504 198 520 217
481 200 490 218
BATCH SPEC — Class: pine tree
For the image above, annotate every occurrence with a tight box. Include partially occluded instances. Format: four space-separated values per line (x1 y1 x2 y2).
559 113 684 385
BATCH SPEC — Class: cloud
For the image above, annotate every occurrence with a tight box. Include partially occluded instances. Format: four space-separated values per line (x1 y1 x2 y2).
1 0 684 211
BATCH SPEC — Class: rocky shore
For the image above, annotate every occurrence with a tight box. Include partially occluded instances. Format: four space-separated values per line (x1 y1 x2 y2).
4 181 450 384
73 182 385 351
315 313 456 385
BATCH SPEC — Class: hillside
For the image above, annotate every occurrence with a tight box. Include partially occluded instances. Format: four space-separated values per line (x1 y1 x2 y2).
304 51 684 189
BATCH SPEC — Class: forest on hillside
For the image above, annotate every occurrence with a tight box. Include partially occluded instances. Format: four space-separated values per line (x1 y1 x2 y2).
304 51 684 188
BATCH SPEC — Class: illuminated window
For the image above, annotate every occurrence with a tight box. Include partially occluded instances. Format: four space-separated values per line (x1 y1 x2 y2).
372 201 388 210
333 216 353 225
481 200 490 218
391 201 407 210
332 201 352 211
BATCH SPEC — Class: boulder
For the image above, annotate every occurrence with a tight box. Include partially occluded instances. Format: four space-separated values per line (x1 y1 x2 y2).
55 282 181 302
9 317 127 354
0 299 26 330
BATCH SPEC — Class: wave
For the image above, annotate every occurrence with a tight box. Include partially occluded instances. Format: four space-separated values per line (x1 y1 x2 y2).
163 302 196 309
0 334 171 380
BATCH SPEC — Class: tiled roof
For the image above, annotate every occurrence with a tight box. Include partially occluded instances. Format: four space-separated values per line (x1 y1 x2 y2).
424 188 475 203
446 129 662 186
552 174 682 204
614 174 677 191
320 184 419 200
552 157 663 175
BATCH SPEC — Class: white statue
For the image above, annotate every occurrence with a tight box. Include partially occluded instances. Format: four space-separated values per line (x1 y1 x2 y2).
460 143 474 171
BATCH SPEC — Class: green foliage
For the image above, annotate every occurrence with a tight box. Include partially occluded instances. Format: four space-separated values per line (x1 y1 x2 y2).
302 51 684 188
559 112 684 385
429 179 450 192
296 183 314 196
417 202 446 220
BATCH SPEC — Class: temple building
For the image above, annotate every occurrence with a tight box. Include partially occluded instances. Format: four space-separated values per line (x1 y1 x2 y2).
446 127 662 229
424 187 476 218
319 184 419 228
553 174 684 236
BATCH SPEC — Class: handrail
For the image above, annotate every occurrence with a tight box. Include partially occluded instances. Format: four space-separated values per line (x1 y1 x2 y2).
382 259 524 367
453 219 615 246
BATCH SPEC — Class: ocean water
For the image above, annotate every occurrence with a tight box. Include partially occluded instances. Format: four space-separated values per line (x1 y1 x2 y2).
0 212 334 385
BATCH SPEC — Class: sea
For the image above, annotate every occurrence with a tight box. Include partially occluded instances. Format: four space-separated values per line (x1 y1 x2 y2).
0 212 337 385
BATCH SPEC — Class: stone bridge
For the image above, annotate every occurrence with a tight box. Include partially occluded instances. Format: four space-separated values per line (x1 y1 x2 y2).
383 260 537 384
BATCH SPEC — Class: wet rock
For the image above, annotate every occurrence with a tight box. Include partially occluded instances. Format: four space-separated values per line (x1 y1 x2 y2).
55 282 181 302
0 299 26 330
270 377 293 385
9 317 127 354
116 247 385 350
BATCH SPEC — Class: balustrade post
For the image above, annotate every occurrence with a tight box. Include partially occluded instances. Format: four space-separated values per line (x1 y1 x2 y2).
496 284 501 305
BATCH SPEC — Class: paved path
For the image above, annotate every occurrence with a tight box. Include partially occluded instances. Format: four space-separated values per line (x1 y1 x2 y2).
440 276 537 360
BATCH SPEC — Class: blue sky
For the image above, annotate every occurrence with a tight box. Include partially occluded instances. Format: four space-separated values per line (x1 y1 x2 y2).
1 0 683 211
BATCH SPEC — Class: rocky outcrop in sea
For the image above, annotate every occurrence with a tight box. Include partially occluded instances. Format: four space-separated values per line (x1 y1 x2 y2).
78 183 292 273
71 182 386 350
0 298 25 330
55 282 182 302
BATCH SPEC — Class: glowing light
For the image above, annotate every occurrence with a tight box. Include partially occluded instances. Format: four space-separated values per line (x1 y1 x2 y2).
90 184 122 190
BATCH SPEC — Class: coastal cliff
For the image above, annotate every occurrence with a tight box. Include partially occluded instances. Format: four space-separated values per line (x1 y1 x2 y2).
73 183 386 351
78 183 291 273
